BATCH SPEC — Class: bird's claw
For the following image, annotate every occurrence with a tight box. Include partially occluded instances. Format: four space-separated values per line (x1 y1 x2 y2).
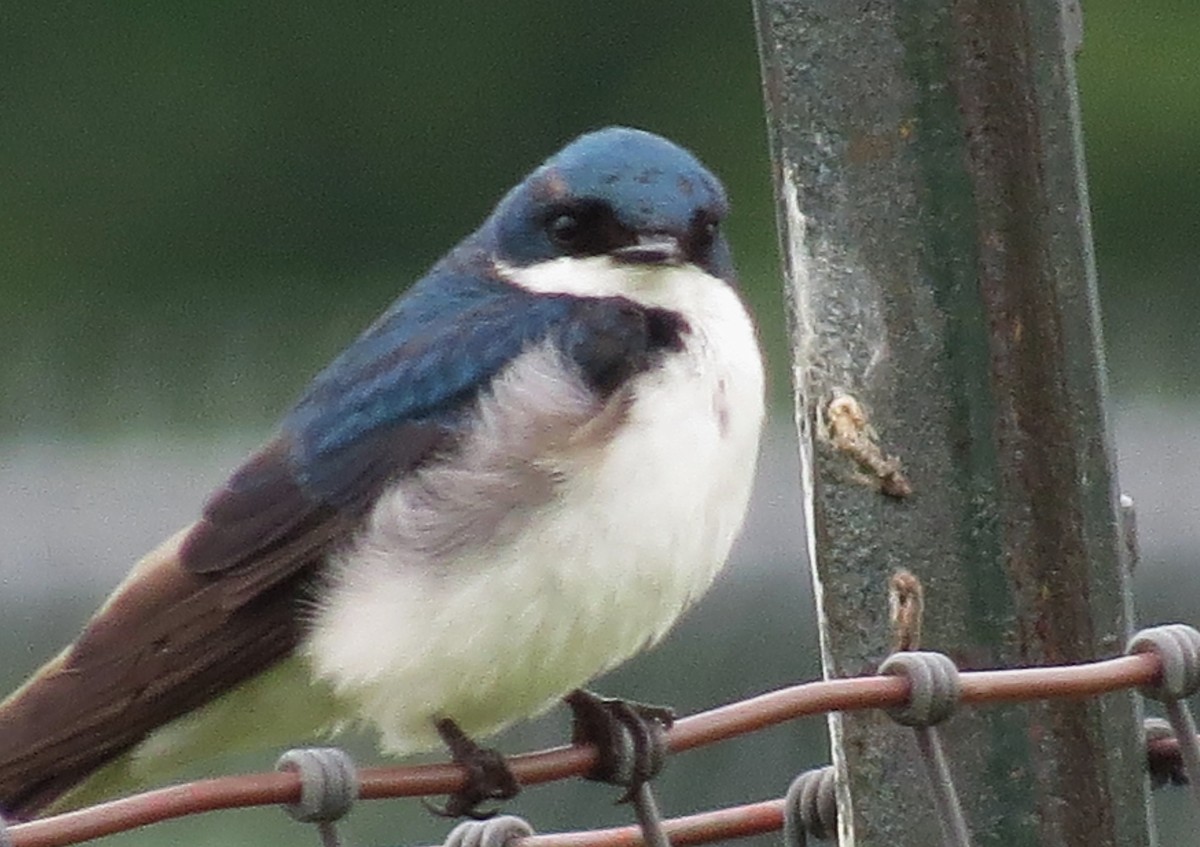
428 718 520 819
565 689 674 804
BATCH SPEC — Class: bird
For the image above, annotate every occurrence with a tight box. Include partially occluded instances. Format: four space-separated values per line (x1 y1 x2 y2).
0 126 765 820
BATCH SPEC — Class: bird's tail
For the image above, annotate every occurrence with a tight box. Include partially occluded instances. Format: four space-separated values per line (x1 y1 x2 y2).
0 528 303 819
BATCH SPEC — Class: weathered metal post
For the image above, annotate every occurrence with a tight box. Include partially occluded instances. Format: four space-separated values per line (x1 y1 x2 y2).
753 2 1153 845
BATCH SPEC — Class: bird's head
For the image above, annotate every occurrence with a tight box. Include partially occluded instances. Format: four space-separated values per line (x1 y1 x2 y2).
485 127 735 293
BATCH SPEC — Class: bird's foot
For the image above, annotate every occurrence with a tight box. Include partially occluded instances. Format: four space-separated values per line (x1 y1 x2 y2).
565 689 675 803
424 718 520 820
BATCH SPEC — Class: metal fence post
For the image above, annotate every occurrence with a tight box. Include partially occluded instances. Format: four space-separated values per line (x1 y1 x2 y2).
753 1 1153 844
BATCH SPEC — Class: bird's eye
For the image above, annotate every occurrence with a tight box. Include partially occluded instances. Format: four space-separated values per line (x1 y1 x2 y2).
548 213 583 248
544 202 633 256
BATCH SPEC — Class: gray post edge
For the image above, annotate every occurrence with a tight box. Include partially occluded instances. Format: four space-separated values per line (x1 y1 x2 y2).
752 1 1153 845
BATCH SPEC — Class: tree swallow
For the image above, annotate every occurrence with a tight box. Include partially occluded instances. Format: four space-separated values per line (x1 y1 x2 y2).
0 126 765 819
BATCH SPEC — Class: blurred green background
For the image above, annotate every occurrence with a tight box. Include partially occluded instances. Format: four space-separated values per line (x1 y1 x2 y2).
2 1 1198 844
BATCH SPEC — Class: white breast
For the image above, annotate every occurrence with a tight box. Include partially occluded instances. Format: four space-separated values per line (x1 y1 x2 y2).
301 257 765 754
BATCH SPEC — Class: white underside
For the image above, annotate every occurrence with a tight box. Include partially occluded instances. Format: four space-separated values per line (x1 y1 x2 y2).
303 256 765 754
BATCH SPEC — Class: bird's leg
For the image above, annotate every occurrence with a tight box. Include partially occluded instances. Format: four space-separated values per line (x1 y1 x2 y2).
424 718 520 820
564 689 675 802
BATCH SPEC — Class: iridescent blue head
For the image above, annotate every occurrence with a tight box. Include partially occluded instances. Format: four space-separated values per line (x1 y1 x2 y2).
486 126 735 282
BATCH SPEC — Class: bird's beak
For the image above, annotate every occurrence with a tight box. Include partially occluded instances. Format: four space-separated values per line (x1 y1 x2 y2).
612 234 684 266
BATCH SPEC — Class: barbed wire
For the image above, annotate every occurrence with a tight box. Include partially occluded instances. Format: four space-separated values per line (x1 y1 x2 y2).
5 648 1175 847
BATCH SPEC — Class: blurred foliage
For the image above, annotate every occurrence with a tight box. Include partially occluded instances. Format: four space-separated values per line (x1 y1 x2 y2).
1 0 1196 436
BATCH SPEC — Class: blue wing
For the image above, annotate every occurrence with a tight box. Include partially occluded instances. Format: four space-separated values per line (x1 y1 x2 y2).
284 269 578 501
180 266 576 575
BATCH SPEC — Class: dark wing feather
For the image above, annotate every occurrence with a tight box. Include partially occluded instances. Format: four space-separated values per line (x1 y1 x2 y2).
0 439 340 818
182 423 451 605
0 527 303 818
180 437 324 574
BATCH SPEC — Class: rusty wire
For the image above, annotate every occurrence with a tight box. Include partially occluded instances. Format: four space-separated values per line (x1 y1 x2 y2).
4 650 1167 847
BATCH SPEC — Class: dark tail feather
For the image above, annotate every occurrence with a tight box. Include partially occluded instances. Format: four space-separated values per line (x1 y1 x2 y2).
0 529 302 819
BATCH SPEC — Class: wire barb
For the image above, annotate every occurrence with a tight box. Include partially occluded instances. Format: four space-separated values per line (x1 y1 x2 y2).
276 747 360 847
1128 625 1200 701
444 815 535 847
879 652 973 847
782 766 836 846
629 783 672 847
1127 625 1200 811
1145 717 1189 788
878 652 960 728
